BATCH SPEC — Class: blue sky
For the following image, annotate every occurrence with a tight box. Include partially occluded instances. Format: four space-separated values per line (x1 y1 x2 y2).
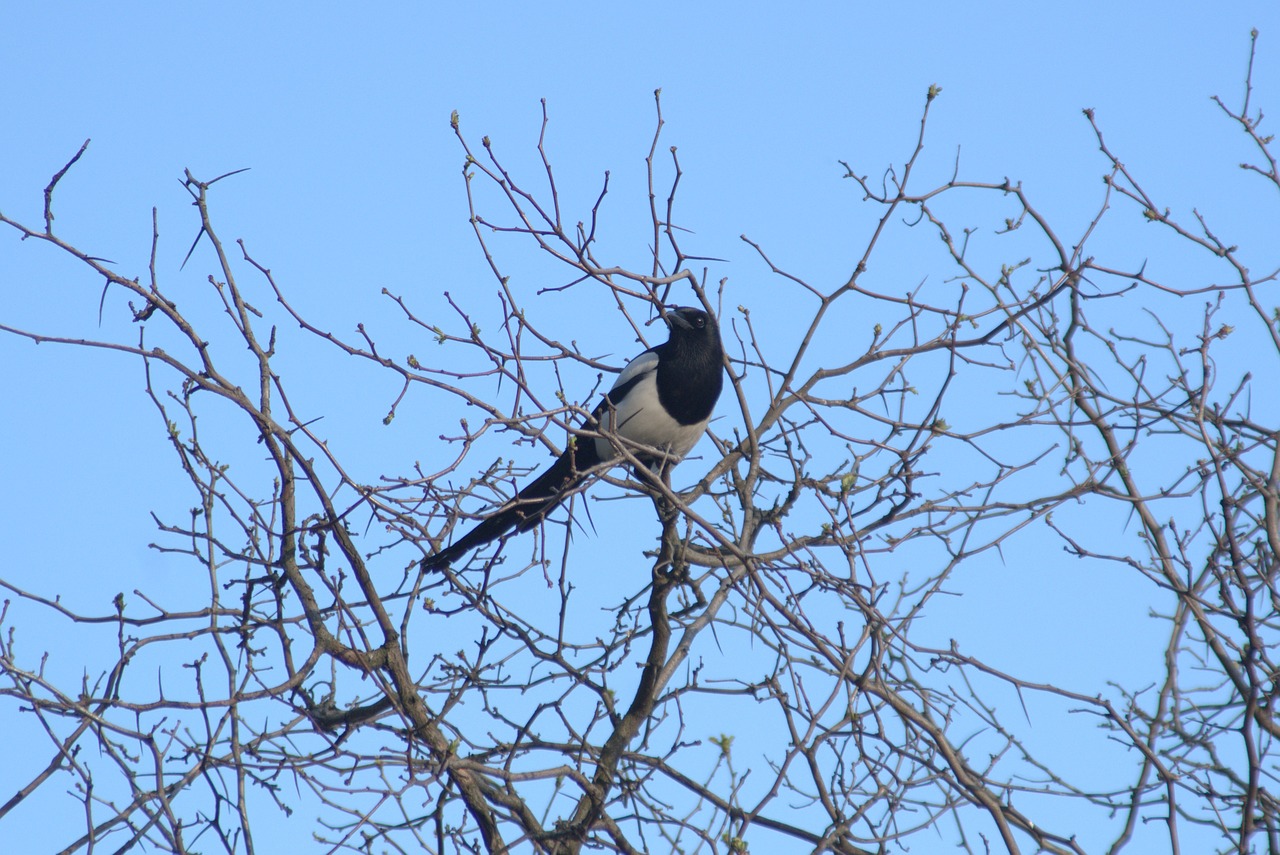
3 4 1278 852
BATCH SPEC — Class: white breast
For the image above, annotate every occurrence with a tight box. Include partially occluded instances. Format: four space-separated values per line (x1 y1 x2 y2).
593 371 709 462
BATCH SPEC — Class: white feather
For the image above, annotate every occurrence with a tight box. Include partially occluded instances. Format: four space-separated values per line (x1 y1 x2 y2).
593 369 709 462
612 350 659 391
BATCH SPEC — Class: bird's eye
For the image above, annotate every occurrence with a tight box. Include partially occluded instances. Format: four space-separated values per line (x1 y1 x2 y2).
695 315 705 328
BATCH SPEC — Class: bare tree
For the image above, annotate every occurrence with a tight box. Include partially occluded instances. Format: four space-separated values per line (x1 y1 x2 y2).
2 34 1278 855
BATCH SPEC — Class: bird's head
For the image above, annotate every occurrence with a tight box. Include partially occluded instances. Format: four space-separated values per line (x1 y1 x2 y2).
664 306 716 336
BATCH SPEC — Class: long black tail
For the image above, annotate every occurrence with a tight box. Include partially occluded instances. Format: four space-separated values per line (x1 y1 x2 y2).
424 439 602 569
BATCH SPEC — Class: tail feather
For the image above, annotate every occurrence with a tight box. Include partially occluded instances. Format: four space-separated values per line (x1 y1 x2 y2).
424 439 601 569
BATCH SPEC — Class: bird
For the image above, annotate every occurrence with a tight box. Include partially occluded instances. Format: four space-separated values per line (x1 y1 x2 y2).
424 305 724 569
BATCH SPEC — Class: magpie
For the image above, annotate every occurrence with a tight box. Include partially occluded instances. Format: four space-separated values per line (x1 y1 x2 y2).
424 306 724 569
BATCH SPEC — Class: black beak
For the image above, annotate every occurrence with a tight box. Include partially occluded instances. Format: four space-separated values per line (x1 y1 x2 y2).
665 309 693 331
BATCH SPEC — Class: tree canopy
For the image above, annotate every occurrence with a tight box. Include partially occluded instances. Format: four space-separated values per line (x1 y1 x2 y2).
2 37 1279 855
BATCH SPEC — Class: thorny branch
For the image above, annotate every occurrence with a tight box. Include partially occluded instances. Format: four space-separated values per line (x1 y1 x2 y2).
3 49 1279 855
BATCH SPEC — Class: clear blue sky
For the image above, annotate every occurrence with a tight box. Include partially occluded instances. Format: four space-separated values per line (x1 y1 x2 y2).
2 4 1277 852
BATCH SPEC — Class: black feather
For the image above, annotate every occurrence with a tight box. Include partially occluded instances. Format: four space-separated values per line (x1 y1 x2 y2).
423 436 602 569
424 306 723 569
